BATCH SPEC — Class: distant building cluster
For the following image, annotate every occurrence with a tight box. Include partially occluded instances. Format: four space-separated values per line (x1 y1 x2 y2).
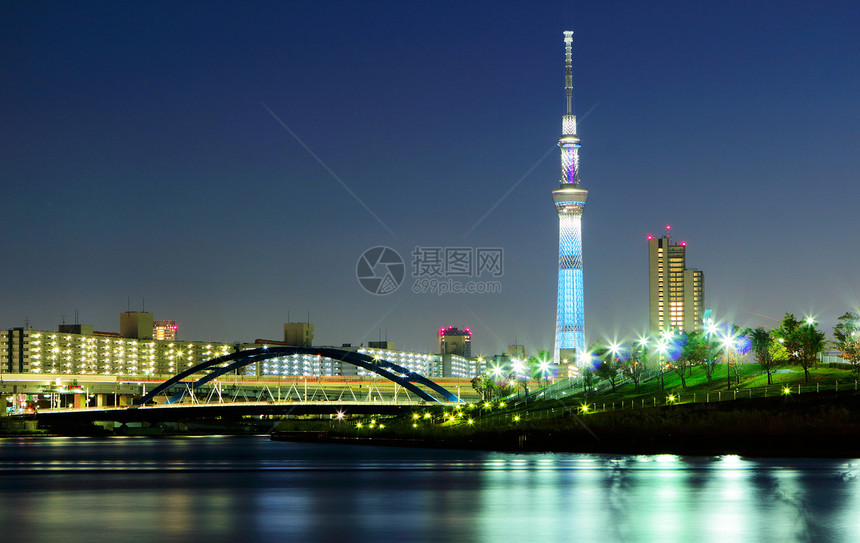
2 313 232 376
1 314 485 379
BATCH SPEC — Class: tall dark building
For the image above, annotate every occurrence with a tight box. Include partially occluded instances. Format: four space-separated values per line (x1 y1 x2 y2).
438 326 472 357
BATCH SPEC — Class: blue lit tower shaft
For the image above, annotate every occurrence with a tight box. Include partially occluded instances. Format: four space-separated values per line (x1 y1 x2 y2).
553 31 588 364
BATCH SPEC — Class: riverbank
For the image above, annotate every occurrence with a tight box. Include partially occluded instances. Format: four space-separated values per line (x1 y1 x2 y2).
273 391 860 457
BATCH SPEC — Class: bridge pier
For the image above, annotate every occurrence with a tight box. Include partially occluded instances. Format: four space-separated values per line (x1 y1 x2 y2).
0 394 8 417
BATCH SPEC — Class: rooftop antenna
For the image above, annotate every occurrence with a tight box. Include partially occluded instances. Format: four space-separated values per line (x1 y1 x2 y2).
666 224 672 244
61 315 66 325
564 30 574 115
127 297 131 313
287 310 290 323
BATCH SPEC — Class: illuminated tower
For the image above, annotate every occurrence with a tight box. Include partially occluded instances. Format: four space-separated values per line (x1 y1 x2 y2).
553 31 588 364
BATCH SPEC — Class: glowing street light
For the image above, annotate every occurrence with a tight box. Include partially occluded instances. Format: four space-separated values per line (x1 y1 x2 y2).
609 343 621 357
722 333 738 389
576 351 590 366
655 340 669 390
538 360 551 378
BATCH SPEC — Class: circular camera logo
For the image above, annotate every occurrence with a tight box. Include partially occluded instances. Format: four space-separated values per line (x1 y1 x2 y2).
356 246 405 295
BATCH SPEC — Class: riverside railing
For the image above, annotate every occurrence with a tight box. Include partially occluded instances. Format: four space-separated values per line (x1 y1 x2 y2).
477 379 860 424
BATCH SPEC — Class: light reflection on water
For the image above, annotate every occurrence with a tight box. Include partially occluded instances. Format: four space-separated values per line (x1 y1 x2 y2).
0 436 858 542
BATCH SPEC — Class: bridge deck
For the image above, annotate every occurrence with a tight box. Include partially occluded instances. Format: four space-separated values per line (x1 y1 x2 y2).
20 400 460 424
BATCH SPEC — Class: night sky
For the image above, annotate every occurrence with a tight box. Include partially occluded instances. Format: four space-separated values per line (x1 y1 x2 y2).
3 1 859 356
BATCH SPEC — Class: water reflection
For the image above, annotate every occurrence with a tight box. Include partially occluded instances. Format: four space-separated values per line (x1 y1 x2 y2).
0 437 858 541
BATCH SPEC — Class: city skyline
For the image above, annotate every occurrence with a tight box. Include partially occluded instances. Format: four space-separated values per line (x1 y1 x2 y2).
2 1 859 356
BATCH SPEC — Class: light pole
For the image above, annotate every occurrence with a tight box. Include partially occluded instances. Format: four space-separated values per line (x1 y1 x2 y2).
655 340 668 390
538 360 551 388
634 337 649 391
722 333 736 389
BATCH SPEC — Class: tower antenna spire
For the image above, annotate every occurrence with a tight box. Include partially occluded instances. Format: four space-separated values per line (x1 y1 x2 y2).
564 30 574 115
553 30 588 364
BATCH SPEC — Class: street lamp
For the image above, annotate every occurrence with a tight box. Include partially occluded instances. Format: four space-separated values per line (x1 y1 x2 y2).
538 360 551 387
722 333 736 389
655 340 668 390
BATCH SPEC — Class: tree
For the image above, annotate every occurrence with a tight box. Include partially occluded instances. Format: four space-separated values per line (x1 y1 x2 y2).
775 313 802 364
595 357 620 392
582 368 595 396
796 325 826 383
834 311 860 374
674 332 710 389
668 333 691 389
749 327 776 385
775 313 825 383
470 376 487 400
622 342 646 392
471 374 504 401
698 332 721 384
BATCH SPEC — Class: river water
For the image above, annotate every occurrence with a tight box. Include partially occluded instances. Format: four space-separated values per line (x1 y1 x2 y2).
0 436 858 542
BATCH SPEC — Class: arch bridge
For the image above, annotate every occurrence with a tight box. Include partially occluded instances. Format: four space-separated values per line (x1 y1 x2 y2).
134 347 461 407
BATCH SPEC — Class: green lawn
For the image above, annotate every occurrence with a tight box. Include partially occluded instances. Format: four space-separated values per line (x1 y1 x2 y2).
329 362 860 435
541 362 859 411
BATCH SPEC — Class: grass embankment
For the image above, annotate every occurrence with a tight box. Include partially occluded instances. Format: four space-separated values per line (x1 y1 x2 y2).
274 363 860 456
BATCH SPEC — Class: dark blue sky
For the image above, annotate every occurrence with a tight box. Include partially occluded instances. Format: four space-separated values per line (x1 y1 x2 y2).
2 1 859 355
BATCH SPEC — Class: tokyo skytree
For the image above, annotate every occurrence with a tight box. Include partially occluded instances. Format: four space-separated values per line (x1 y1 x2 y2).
553 31 588 364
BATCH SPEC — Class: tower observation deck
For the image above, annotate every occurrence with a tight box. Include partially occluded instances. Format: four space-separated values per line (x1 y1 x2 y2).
553 30 587 364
